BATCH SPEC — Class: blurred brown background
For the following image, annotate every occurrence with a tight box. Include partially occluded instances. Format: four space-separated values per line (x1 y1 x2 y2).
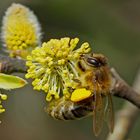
0 0 140 140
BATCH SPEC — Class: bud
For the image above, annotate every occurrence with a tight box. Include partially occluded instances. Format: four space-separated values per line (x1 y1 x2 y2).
1 3 42 59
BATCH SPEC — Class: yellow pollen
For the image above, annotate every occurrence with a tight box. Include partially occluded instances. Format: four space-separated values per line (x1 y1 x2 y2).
71 88 92 102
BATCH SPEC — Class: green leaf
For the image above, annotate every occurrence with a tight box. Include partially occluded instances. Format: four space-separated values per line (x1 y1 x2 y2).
0 73 27 90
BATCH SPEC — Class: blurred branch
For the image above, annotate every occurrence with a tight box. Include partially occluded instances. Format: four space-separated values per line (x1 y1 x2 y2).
0 55 27 74
107 68 140 140
0 55 140 109
110 68 140 108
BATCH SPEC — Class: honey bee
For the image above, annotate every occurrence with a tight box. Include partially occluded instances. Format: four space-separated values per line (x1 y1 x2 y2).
47 53 114 136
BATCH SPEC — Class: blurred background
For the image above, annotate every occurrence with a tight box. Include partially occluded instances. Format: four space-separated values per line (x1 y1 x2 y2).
0 0 140 140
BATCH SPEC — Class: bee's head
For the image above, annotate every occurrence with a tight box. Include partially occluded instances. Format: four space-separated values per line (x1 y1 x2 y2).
78 53 108 72
86 53 108 67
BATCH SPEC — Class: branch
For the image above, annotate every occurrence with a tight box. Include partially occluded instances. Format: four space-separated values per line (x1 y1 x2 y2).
0 55 140 109
110 68 140 108
107 68 140 140
0 55 27 74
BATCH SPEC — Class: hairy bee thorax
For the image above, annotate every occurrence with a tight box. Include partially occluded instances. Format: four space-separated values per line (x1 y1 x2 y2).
76 53 111 96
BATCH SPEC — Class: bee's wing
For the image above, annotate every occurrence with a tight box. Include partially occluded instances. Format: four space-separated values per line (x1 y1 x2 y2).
104 93 114 133
93 91 104 136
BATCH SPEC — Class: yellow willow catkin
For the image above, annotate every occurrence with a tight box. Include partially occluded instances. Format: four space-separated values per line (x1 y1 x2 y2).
1 3 42 59
25 37 91 101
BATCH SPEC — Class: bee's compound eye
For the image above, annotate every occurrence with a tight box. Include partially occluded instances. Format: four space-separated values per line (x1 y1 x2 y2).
87 57 101 67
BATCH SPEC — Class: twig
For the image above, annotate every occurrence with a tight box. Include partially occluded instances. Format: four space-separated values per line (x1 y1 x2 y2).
0 55 140 110
107 68 140 140
110 68 140 108
0 55 27 74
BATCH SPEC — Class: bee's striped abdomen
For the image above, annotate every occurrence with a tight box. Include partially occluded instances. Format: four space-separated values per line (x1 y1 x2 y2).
47 97 93 120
